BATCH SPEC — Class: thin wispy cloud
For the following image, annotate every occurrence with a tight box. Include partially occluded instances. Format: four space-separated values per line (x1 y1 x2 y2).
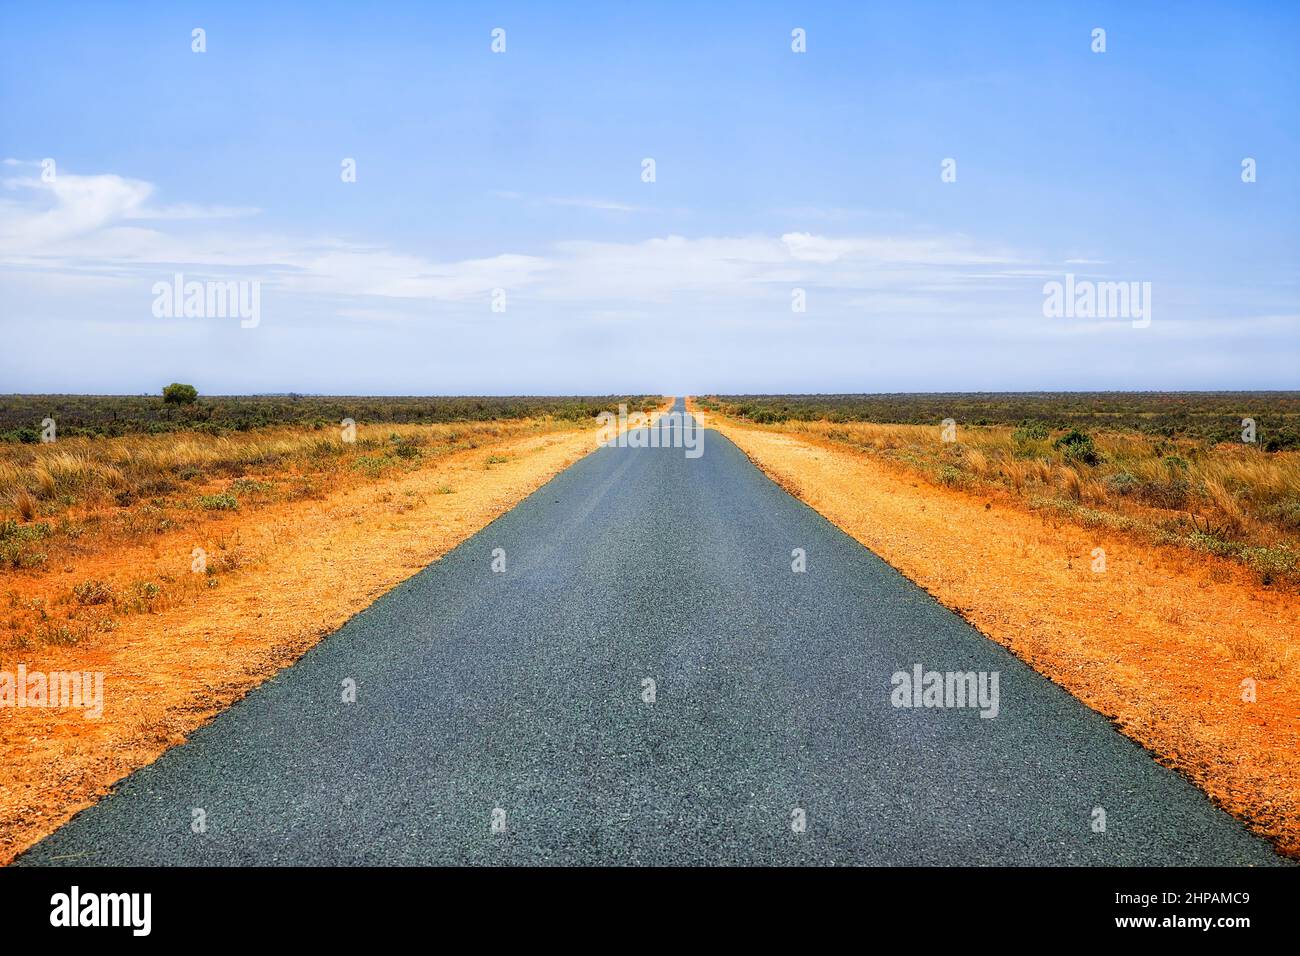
0 166 1034 307
540 196 645 213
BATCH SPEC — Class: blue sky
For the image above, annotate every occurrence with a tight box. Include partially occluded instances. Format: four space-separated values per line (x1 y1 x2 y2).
1 0 1297 394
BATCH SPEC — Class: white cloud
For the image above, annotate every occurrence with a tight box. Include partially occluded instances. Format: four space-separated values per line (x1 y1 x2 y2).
0 167 1033 312
1 172 153 246
541 196 645 213
126 202 262 221
780 231 1017 266
0 169 260 259
495 190 688 215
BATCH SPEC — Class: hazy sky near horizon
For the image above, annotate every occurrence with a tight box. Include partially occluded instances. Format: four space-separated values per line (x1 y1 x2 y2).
1 1 1298 395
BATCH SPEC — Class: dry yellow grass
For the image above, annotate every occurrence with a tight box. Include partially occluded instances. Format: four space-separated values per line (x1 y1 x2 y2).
0 419 579 586
1 421 524 507
713 415 1300 589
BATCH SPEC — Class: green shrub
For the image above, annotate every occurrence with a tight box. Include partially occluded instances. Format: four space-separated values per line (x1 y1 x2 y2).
351 455 393 477
198 493 238 511
0 520 50 543
1187 530 1237 557
228 478 272 497
1263 430 1300 451
1240 546 1299 586
1054 429 1101 466
1 426 41 444
1012 420 1050 443
0 541 46 569
0 521 51 569
936 464 968 488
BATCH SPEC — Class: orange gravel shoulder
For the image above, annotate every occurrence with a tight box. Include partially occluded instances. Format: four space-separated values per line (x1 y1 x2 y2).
697 403 1300 859
0 422 605 864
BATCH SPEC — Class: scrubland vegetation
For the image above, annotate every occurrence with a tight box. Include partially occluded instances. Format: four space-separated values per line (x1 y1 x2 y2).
0 394 659 652
698 393 1300 589
699 392 1300 448
0 394 661 442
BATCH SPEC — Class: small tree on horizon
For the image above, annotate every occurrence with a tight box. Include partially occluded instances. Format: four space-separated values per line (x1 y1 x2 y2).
163 383 199 405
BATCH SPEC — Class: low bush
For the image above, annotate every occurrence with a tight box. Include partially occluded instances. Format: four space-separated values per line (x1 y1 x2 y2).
72 579 114 605
198 493 238 511
1054 429 1101 466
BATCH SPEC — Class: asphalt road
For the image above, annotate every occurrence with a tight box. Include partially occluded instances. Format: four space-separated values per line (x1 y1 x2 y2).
18 400 1285 865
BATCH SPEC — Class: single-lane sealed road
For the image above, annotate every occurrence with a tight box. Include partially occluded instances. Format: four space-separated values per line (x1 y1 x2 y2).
18 401 1284 865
